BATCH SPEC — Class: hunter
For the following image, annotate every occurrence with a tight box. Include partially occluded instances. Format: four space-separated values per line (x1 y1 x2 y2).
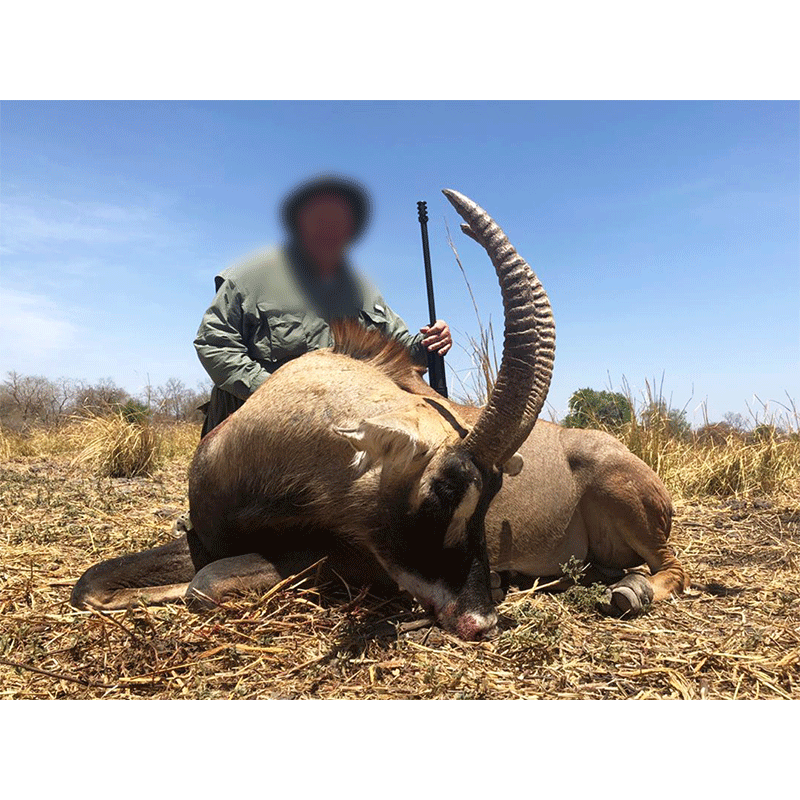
194 175 452 436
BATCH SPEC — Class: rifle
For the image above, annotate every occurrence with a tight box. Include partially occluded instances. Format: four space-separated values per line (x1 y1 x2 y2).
417 200 448 398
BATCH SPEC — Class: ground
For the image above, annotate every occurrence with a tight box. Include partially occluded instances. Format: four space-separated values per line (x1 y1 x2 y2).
1 451 798 700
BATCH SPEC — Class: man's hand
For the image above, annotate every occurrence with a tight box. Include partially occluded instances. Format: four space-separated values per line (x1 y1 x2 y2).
420 319 452 356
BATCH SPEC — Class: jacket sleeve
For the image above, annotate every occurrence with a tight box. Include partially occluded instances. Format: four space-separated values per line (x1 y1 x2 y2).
375 296 428 369
193 278 271 400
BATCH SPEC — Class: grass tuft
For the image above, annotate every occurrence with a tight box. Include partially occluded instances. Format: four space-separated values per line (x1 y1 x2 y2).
1 417 200 472
70 411 164 478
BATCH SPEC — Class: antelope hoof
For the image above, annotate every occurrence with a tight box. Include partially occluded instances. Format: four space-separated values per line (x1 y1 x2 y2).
184 584 223 613
599 573 654 617
172 512 193 536
490 571 505 603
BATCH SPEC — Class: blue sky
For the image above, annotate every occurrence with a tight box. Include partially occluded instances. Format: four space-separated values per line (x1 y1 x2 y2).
1 101 798 425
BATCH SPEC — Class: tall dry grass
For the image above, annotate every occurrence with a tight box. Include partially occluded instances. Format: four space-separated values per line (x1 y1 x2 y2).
0 424 79 460
602 383 800 500
446 223 498 406
0 413 201 476
70 411 163 477
158 421 203 460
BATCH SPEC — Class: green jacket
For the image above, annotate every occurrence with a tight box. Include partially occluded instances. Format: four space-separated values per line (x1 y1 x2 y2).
194 245 427 400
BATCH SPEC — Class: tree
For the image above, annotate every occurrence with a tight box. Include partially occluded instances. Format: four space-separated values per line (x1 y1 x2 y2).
695 421 742 446
641 400 691 440
50 377 79 423
722 411 748 433
0 371 213 428
120 398 151 424
74 378 130 414
2 371 52 425
562 388 633 430
153 377 188 420
1 372 80 428
146 378 211 421
751 423 785 443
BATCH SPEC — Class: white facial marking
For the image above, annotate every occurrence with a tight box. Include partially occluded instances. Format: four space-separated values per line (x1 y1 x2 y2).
443 484 480 547
465 610 498 630
394 571 457 613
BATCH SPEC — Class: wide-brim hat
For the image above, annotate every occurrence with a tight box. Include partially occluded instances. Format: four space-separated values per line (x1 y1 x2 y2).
281 175 372 240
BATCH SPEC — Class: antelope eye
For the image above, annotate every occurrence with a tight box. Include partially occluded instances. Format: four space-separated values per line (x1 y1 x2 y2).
432 477 460 506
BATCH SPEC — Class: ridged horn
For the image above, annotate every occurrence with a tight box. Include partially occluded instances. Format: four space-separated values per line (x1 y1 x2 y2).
443 190 555 468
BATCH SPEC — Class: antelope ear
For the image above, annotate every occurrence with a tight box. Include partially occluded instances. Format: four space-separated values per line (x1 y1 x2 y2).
500 452 524 476
334 409 432 478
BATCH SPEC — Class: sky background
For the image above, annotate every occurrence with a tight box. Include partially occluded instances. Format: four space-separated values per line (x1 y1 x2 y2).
1 101 798 425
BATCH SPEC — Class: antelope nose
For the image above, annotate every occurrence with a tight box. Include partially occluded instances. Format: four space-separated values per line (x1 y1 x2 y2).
458 609 499 641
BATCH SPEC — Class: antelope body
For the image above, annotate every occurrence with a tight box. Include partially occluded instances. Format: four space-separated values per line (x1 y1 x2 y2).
71 190 687 639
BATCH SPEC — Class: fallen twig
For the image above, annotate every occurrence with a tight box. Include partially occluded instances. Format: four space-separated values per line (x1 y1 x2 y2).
0 656 116 689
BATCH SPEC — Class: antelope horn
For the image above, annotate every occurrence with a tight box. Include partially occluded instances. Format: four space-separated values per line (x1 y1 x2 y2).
443 189 555 469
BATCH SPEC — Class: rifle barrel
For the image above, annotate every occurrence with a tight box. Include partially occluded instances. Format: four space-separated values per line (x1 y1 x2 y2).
417 200 448 398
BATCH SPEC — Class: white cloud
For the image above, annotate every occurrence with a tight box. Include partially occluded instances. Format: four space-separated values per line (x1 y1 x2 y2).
0 194 177 255
0 287 80 364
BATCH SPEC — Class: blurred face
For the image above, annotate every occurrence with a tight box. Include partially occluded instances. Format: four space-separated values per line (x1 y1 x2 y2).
295 192 356 276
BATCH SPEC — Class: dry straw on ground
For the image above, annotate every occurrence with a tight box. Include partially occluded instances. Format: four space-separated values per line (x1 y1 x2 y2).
1 420 798 699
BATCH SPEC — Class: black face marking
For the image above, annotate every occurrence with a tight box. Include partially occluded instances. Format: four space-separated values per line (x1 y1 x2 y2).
370 447 500 627
423 397 469 439
417 451 482 545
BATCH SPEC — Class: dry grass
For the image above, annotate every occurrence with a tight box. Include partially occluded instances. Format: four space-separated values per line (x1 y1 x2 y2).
4 240 795 699
1 416 198 476
446 222 499 407
570 383 800 502
0 425 77 461
70 411 163 478
626 425 800 501
158 421 202 461
1 430 798 699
